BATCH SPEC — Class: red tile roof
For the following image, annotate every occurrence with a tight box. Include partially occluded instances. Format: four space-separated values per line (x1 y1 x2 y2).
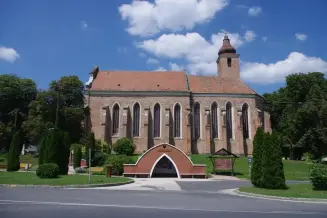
187 75 256 94
90 71 188 92
89 70 257 95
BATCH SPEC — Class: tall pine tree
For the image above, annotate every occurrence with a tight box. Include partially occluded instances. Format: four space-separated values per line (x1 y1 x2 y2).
7 131 22 172
251 127 265 187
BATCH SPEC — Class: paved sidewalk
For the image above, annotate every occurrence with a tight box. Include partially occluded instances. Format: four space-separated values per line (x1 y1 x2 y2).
78 178 211 191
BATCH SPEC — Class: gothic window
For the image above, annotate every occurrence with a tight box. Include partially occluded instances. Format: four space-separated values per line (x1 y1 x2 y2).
153 103 161 138
112 104 119 135
194 102 200 139
242 103 249 139
174 103 181 138
211 102 218 139
133 103 140 137
227 58 232 67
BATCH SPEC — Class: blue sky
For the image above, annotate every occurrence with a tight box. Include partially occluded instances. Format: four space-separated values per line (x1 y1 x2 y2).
1 0 327 94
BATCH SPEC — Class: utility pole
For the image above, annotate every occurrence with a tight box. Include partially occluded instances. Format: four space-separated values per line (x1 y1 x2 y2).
88 147 91 184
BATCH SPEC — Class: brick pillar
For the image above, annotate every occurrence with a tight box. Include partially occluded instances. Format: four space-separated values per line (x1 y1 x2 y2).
101 106 109 139
185 108 192 154
143 106 150 141
122 106 128 138
164 108 170 140
204 108 211 154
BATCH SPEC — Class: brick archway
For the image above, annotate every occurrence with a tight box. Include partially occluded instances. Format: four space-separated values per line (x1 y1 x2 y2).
123 143 206 178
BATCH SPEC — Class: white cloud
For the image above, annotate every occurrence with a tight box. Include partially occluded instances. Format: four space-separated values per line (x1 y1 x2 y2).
119 0 229 36
80 21 88 30
244 30 256 42
295 33 307 41
0 46 20 63
169 62 185 71
248 6 262 16
146 57 160 65
138 30 254 75
262 36 268 42
241 52 327 84
139 52 147 58
153 66 167 71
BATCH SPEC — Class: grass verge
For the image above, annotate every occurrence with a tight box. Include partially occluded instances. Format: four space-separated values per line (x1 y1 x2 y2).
190 155 312 180
0 171 132 186
239 184 327 199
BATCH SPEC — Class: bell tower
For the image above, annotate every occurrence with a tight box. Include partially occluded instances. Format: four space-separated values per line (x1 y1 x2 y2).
216 34 240 79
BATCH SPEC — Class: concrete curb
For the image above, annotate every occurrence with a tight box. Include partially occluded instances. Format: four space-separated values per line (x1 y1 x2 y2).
0 180 134 189
232 189 327 204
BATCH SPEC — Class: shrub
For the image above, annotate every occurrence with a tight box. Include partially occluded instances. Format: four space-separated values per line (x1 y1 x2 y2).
251 128 265 187
105 155 135 176
309 163 327 190
74 167 87 174
40 129 70 175
96 139 111 154
302 152 312 162
7 131 22 172
261 132 286 189
83 132 95 167
92 151 107 166
72 144 82 169
113 138 135 156
36 163 60 178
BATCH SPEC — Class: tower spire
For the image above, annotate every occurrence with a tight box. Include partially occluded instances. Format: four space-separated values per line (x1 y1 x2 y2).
218 34 236 56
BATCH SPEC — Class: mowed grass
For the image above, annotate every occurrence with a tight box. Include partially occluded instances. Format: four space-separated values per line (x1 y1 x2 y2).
190 155 312 181
239 184 327 199
0 171 132 186
0 154 38 166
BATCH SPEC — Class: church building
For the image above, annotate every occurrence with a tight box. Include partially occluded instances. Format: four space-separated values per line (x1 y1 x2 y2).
84 35 271 157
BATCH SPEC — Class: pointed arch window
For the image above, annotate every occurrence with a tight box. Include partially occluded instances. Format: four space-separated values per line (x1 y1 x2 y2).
133 103 140 137
211 102 218 139
112 104 119 135
153 103 161 138
174 103 181 138
194 102 200 139
242 103 249 139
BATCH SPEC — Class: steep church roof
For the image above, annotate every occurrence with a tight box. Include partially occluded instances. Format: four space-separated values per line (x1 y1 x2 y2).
89 70 189 92
187 75 256 94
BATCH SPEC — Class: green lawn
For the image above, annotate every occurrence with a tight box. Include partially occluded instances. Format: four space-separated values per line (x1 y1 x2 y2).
0 171 132 186
190 155 312 180
0 154 38 166
239 184 327 199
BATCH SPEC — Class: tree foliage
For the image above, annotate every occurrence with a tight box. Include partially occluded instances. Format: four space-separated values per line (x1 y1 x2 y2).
251 127 265 187
6 131 22 171
0 74 37 151
23 75 86 145
39 129 70 175
263 72 327 159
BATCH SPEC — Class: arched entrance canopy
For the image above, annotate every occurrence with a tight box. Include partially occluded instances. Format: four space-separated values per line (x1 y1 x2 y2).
123 143 206 178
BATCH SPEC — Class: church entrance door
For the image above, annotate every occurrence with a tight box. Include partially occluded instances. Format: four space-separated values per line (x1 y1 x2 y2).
151 156 178 178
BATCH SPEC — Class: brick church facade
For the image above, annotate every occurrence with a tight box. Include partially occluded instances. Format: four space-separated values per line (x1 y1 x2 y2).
84 35 271 156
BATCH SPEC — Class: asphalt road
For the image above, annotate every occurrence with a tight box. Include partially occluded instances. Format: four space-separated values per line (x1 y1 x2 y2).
0 186 326 218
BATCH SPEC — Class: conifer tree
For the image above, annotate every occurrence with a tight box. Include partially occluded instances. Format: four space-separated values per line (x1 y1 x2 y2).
251 127 265 187
7 131 22 172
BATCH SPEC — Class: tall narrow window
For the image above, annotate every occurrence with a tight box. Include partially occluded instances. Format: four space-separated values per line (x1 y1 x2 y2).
226 102 233 151
174 104 181 138
194 102 200 139
242 103 249 139
153 103 161 138
133 103 140 137
112 104 119 135
211 102 218 139
227 58 232 67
